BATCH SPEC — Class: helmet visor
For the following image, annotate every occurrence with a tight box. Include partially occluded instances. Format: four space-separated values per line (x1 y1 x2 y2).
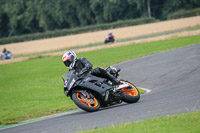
64 55 74 68
64 60 71 67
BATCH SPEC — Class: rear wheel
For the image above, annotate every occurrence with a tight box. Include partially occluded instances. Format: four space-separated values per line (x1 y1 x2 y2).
121 81 140 103
72 91 100 112
104 40 108 44
1 55 5 60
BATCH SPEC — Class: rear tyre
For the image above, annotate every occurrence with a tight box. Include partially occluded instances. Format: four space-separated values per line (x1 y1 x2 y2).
72 91 100 112
121 81 140 103
1 55 5 60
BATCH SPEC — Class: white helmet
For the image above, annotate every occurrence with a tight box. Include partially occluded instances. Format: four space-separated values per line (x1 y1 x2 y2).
62 51 77 69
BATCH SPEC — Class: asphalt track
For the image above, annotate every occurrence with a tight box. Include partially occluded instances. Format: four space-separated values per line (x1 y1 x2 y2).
1 44 200 133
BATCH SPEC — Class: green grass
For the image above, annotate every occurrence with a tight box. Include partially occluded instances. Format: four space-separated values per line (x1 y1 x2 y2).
78 111 200 133
0 35 200 125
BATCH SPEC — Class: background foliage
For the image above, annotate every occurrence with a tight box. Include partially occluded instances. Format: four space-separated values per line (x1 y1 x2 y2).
0 17 157 45
0 0 200 38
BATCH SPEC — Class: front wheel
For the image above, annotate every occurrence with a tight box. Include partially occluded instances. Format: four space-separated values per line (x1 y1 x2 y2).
111 38 115 43
71 91 100 112
121 81 140 103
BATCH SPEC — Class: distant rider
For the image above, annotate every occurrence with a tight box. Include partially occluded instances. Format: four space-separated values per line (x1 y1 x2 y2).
62 51 120 87
1 48 12 60
106 32 114 40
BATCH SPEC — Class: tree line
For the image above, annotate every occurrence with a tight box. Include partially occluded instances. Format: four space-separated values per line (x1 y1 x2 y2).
0 0 199 38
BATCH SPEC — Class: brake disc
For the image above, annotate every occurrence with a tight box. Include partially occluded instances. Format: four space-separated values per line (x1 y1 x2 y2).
80 95 95 104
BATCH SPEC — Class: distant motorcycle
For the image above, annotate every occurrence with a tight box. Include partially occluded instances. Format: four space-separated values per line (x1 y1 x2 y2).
104 36 115 44
1 51 13 60
62 66 140 112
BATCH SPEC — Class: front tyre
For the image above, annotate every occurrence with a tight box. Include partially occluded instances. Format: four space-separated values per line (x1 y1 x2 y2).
121 81 140 103
72 91 100 112
112 38 115 43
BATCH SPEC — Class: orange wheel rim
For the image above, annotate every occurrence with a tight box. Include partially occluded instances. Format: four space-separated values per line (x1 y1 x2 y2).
122 82 138 96
76 93 98 107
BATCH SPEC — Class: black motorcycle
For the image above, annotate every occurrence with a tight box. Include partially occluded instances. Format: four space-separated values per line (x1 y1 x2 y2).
62 66 140 112
1 51 13 60
104 36 115 44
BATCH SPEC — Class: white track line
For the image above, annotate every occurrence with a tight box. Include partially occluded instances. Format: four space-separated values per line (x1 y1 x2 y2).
139 87 152 93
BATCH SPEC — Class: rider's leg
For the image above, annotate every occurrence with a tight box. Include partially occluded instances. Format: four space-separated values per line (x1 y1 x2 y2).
92 67 120 85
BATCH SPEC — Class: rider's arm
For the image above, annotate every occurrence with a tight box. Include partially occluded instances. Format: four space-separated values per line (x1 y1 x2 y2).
80 57 93 69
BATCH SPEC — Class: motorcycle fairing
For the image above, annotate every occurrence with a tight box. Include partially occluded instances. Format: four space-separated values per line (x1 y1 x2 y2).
63 70 112 101
79 73 112 97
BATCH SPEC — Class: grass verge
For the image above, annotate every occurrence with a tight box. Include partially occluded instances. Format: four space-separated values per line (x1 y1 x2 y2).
78 111 200 133
0 35 200 126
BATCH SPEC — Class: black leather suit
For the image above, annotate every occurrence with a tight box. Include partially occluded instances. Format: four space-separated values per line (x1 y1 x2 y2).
69 57 119 85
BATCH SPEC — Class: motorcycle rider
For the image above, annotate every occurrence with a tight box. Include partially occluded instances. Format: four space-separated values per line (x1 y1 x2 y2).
1 48 12 60
106 32 114 39
2 48 7 53
62 51 120 87
104 31 114 44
